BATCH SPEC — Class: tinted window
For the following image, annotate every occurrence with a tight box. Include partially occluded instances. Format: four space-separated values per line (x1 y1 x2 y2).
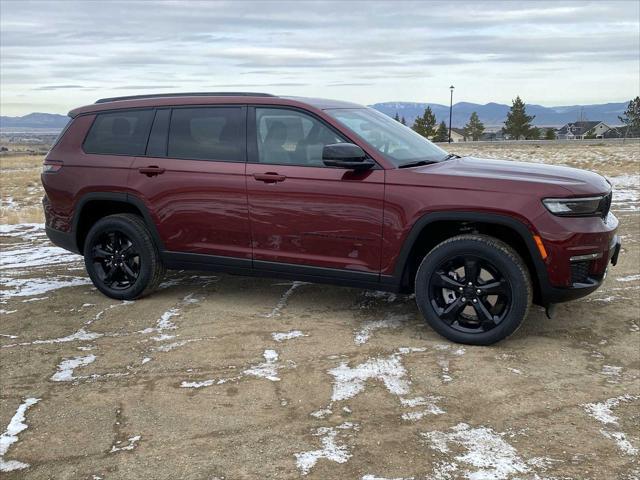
84 110 154 155
255 108 345 167
168 107 244 161
146 109 170 157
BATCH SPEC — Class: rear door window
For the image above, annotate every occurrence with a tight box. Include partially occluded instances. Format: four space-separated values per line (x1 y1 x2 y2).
168 107 245 162
83 109 154 155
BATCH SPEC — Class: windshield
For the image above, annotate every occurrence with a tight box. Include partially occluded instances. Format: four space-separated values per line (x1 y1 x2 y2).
326 107 448 167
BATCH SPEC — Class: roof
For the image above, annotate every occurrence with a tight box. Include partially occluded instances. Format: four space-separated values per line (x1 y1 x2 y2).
557 121 603 135
69 92 364 117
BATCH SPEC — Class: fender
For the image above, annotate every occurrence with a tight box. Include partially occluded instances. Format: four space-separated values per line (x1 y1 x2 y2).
72 191 165 251
392 210 550 296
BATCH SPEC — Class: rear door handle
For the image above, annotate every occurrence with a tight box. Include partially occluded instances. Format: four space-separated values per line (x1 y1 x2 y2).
138 166 166 177
253 172 286 183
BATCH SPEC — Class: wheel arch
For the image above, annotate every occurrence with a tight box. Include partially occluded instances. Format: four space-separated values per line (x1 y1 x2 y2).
73 192 164 253
395 211 549 304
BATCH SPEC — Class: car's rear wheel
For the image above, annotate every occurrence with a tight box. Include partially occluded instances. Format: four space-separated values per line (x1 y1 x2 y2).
83 214 165 300
415 234 531 345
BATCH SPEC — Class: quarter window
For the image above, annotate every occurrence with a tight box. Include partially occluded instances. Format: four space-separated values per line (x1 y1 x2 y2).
83 110 154 155
255 108 345 167
168 107 244 161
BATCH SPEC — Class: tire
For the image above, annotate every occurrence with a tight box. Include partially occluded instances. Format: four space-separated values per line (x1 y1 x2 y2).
83 214 165 300
414 234 532 346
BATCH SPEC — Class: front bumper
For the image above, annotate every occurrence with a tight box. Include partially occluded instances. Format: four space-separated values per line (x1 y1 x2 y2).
540 234 621 304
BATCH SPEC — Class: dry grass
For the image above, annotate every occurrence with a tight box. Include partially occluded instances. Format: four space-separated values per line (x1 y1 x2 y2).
0 154 45 224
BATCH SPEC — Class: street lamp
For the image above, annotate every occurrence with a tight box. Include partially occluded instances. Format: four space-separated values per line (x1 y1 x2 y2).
448 85 455 143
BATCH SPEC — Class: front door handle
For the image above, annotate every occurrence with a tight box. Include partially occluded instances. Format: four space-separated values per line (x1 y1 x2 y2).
253 172 286 183
138 166 166 177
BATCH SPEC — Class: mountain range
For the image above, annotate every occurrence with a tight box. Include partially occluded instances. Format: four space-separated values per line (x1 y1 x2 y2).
371 101 628 128
0 101 630 130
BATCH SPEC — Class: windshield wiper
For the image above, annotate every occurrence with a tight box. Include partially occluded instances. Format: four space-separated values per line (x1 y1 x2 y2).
441 153 460 161
398 160 436 169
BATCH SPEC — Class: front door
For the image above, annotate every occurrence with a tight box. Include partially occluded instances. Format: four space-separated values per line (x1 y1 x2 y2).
129 106 251 262
246 107 385 276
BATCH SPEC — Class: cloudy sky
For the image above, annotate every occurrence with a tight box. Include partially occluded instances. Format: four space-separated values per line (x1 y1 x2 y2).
1 0 638 115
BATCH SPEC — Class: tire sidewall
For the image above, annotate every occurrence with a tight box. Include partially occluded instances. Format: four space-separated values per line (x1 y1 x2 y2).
83 216 154 300
415 238 530 345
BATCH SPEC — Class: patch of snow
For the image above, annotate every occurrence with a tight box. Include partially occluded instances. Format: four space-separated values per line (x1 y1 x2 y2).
600 430 638 456
617 274 640 282
109 435 141 453
141 357 151 365
3 327 103 348
354 313 409 345
153 339 200 352
0 309 17 315
438 358 452 383
0 397 40 472
263 281 307 317
583 395 639 456
0 276 91 298
0 334 18 339
244 349 281 381
272 330 306 342
310 408 333 419
328 352 411 402
583 394 637 426
50 354 96 382
21 296 48 303
180 379 217 389
294 422 357 476
601 365 622 382
507 368 523 375
422 423 530 479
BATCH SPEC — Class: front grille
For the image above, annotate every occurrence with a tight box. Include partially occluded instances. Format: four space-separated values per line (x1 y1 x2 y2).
599 191 612 219
571 260 591 284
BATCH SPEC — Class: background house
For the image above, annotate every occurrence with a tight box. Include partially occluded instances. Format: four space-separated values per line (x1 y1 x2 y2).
557 121 611 139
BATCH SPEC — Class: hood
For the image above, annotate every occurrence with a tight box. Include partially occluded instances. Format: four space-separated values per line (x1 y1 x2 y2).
409 156 611 197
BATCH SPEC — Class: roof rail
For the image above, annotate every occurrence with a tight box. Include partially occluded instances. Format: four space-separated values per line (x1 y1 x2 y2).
95 92 276 104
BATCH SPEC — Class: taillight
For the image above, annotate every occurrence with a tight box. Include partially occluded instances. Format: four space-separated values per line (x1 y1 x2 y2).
43 161 63 173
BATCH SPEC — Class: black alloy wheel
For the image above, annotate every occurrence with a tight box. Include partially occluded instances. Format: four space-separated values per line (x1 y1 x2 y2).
415 234 531 345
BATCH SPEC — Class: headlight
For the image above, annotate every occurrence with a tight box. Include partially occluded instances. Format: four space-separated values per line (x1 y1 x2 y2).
543 195 608 217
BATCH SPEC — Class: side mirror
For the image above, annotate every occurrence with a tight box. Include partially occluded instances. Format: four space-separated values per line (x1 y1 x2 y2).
322 143 375 170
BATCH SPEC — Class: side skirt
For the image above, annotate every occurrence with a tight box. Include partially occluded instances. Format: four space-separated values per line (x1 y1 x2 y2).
161 251 400 292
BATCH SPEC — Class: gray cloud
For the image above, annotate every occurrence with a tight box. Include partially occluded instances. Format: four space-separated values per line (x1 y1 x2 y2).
1 0 638 114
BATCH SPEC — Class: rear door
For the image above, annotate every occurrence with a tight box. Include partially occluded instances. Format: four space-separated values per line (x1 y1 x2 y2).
246 106 385 276
128 106 251 263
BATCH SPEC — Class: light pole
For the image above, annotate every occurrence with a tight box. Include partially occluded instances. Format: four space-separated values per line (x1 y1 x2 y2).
448 85 454 143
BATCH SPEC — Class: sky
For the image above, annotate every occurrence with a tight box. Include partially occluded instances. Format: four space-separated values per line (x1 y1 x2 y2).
1 0 639 116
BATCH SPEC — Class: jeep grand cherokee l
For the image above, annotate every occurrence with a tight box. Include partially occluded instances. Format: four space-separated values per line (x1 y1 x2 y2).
41 93 621 345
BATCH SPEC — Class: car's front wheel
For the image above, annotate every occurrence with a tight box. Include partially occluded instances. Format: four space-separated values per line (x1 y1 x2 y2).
415 234 532 345
83 214 165 300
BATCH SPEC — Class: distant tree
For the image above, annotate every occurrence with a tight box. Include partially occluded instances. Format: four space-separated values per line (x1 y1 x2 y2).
394 112 400 122
618 96 640 138
502 96 535 140
463 112 485 141
544 128 557 140
401 116 406 126
412 106 437 138
432 121 449 142
584 129 597 139
527 127 541 140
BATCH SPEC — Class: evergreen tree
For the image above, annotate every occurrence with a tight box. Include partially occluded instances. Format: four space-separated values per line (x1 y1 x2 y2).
463 111 485 141
544 128 556 140
394 112 400 122
432 121 449 142
401 116 406 126
502 96 535 140
618 96 640 138
527 127 541 140
412 106 437 138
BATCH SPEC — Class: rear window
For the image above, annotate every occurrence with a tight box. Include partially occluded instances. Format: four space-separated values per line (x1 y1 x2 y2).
168 107 244 161
83 110 154 155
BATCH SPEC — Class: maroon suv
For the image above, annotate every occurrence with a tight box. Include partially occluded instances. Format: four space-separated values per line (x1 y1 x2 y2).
42 93 621 345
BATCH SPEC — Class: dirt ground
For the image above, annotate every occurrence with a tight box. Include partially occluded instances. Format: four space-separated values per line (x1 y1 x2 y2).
1 142 639 479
